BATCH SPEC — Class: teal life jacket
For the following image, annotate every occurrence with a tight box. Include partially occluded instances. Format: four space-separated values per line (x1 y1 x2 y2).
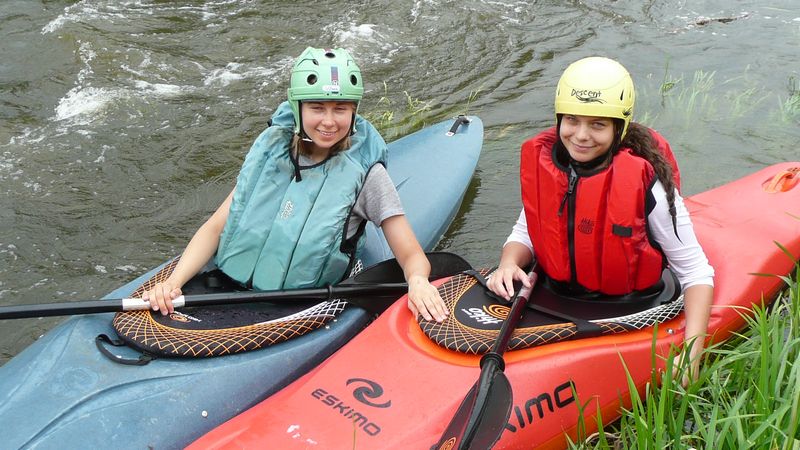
214 101 388 290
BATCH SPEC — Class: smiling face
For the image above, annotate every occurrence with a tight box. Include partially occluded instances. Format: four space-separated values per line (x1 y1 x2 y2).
558 114 616 163
300 101 355 157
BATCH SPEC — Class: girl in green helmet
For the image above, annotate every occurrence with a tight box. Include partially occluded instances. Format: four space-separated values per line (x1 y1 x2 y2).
487 57 714 385
141 47 449 323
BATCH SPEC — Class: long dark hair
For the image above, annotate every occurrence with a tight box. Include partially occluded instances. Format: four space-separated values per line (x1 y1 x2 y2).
618 121 678 230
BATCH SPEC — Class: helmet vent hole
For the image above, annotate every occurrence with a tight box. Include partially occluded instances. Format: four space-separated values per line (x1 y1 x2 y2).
306 74 317 85
311 59 319 66
350 74 358 85
620 91 624 100
325 51 336 58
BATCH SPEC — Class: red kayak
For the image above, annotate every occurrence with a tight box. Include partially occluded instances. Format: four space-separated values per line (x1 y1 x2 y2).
189 163 800 449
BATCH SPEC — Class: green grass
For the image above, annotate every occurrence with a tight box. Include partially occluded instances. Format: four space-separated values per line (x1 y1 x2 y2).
360 81 434 140
781 75 800 123
637 66 793 128
361 83 482 140
568 261 800 450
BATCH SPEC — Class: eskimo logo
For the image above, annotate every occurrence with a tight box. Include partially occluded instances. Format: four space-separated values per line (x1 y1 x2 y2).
577 218 594 234
571 89 605 104
347 378 391 408
310 387 382 436
462 307 504 325
505 380 576 433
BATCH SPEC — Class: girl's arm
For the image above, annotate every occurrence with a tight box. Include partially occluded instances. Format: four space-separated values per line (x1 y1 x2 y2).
143 189 235 315
681 283 713 384
486 209 535 300
380 214 449 322
648 180 715 383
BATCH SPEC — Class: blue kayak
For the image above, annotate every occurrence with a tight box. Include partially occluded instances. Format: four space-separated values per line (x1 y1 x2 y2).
0 116 483 449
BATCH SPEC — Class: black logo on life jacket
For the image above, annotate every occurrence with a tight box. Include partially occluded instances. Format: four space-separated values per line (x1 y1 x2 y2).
577 218 594 234
347 378 392 408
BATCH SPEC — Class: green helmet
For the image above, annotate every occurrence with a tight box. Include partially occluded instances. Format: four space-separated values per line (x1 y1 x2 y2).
554 57 635 139
287 47 364 134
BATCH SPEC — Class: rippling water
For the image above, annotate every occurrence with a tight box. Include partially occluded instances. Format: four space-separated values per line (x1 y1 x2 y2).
1 0 799 363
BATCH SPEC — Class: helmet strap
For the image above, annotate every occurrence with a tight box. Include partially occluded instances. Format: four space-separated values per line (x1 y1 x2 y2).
289 140 303 182
610 119 625 154
296 106 314 142
349 112 357 136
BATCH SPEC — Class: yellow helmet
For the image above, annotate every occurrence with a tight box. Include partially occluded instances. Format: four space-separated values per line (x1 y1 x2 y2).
554 57 635 139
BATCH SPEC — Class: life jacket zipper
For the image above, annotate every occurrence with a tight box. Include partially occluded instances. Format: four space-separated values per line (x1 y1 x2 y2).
558 167 579 217
563 167 579 286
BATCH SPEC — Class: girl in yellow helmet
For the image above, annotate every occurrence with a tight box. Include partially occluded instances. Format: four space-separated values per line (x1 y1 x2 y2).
487 57 714 384
141 48 449 323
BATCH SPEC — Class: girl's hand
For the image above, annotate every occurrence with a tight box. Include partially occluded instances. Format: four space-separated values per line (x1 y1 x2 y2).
486 263 531 301
407 275 448 322
671 338 703 388
142 278 183 316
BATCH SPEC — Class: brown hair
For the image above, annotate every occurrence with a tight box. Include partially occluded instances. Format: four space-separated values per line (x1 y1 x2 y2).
618 121 678 228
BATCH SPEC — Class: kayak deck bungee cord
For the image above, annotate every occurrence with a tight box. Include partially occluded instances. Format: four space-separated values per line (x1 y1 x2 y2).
98 258 351 362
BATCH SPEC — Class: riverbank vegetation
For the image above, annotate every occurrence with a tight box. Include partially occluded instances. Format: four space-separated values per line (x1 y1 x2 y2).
571 257 800 450
360 81 433 140
362 82 482 140
637 66 800 131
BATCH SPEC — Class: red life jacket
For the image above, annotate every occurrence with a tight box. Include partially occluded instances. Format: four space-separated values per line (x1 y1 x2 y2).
520 127 680 295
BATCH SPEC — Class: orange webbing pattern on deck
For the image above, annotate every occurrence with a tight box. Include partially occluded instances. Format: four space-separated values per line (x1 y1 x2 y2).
420 269 685 354
111 259 346 357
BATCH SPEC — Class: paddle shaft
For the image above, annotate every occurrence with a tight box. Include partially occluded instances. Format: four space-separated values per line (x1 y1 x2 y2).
0 283 410 320
488 273 537 355
0 252 474 320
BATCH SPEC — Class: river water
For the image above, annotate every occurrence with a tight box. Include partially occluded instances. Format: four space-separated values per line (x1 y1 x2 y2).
1 0 799 364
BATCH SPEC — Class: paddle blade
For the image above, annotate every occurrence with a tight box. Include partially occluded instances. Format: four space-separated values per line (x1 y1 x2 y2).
432 369 512 450
433 382 478 450
465 371 512 449
427 252 473 280
339 252 473 315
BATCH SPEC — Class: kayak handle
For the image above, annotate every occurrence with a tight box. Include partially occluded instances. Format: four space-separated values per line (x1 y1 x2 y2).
446 115 471 136
763 167 799 193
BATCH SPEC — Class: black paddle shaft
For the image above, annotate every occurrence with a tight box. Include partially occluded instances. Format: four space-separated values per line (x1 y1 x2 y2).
0 252 474 320
0 284 408 320
479 272 537 371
